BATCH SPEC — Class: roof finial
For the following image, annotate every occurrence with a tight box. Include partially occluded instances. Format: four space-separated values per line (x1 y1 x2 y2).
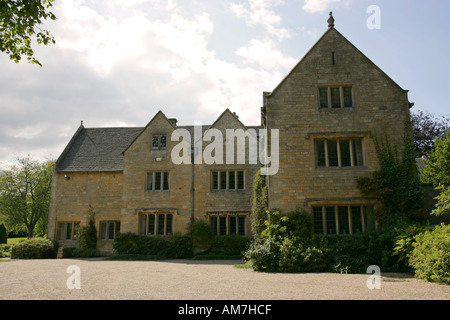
328 11 335 28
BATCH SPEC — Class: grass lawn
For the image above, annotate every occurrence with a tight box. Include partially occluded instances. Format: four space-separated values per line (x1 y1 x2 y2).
7 237 27 245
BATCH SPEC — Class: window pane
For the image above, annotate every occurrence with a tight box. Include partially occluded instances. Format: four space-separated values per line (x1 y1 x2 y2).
163 172 169 190
108 222 115 240
353 139 364 166
343 87 353 108
160 135 167 149
212 172 218 190
210 216 218 236
238 217 246 236
229 216 237 235
237 171 244 190
166 214 173 235
158 214 165 235
319 88 329 108
58 223 65 241
152 136 159 149
154 172 162 190
220 171 227 190
316 140 326 167
331 87 341 108
327 140 339 167
340 140 351 167
228 171 236 190
148 214 155 235
139 215 147 235
73 223 80 240
66 223 72 240
313 207 324 235
100 222 107 240
351 206 363 233
326 207 337 235
338 207 350 234
219 216 227 235
146 172 153 191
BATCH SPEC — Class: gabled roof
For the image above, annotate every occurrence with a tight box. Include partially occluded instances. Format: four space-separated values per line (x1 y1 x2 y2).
122 110 176 155
55 109 261 173
55 126 143 172
267 26 407 97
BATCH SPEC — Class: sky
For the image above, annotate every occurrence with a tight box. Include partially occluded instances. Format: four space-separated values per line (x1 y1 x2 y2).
0 0 449 169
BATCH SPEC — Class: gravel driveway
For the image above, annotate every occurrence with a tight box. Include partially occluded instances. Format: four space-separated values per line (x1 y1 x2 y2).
0 258 449 300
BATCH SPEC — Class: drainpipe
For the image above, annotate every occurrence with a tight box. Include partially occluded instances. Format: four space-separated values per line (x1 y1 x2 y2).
190 144 195 222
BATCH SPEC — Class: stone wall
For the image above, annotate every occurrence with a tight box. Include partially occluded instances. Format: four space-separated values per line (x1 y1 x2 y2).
48 171 123 254
266 27 411 214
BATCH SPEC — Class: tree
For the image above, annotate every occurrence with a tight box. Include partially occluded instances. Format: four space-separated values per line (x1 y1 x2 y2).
0 157 54 237
251 169 268 238
420 132 450 216
0 223 7 244
0 0 56 66
410 110 450 157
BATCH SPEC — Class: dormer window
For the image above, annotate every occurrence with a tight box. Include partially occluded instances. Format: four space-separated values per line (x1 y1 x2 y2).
152 135 167 150
319 86 353 109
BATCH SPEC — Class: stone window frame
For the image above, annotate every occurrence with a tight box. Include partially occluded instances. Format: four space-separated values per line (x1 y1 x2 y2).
311 204 376 235
314 138 364 168
57 221 80 241
208 212 248 236
211 170 245 191
139 211 174 236
99 221 120 240
146 171 170 192
152 134 167 150
318 85 354 109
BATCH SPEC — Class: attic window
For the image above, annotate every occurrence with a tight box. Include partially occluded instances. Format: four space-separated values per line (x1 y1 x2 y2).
152 135 167 150
332 52 336 65
318 86 353 109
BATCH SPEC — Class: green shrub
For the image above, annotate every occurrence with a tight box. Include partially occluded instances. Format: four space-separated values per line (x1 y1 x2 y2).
113 233 193 259
208 235 251 256
0 244 11 258
113 232 141 255
187 220 213 247
77 219 97 250
72 247 98 258
409 223 450 284
11 238 56 259
244 237 280 272
278 236 327 273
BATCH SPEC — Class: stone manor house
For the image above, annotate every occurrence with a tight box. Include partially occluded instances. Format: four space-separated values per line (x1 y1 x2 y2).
48 14 413 254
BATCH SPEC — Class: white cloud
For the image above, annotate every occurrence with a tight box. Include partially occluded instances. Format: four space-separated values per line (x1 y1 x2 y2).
57 0 149 75
236 38 297 70
230 0 291 41
0 0 301 167
302 0 341 13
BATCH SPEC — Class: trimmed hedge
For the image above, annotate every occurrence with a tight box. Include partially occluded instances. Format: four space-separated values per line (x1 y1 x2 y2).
11 238 56 259
113 233 193 259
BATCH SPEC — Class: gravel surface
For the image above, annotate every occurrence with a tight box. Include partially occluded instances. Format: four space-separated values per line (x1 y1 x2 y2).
0 258 449 300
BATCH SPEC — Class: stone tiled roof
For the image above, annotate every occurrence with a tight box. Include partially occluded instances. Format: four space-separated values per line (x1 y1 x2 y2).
55 126 144 172
55 111 263 173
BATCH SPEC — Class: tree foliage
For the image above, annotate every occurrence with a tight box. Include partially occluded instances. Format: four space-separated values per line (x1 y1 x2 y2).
0 157 54 237
0 0 56 66
411 110 450 157
0 223 7 244
420 132 450 216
